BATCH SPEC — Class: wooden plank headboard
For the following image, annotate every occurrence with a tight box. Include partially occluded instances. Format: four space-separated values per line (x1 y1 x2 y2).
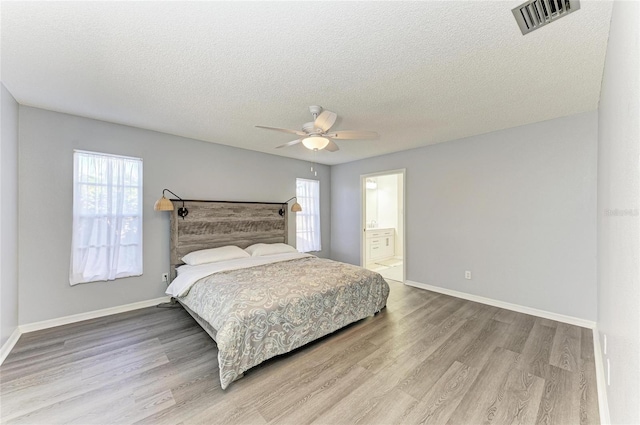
169 200 288 279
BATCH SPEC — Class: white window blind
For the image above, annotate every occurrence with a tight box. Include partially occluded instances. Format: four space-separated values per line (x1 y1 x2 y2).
296 178 321 252
69 150 143 285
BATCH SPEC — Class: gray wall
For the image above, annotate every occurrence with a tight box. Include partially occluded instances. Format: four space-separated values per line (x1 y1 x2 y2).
1 83 19 347
331 111 598 320
18 106 330 324
597 1 640 423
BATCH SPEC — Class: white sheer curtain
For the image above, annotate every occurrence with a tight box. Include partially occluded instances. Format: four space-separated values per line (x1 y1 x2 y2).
69 151 143 285
296 178 321 252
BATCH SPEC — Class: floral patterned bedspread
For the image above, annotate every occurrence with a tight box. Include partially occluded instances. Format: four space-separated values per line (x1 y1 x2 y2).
178 256 390 389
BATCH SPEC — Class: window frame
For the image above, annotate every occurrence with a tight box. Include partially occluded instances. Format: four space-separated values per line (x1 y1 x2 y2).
69 150 143 285
295 178 321 253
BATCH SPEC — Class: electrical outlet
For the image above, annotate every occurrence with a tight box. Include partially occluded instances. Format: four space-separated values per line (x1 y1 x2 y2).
161 273 169 283
465 271 472 280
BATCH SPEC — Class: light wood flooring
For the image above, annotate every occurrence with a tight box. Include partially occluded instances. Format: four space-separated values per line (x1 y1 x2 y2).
0 280 600 424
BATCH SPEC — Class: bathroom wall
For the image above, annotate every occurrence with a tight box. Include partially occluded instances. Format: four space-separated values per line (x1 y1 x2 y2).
365 179 378 228
376 174 398 230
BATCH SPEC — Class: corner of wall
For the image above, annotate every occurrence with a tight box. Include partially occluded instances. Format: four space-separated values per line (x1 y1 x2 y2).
0 82 20 350
596 1 640 423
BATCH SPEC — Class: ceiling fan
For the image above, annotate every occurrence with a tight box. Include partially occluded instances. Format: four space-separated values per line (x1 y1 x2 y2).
256 105 378 152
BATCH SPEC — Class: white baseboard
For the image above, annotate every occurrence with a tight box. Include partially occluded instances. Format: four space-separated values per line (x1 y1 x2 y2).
592 327 611 424
19 296 171 334
0 328 22 366
404 280 596 329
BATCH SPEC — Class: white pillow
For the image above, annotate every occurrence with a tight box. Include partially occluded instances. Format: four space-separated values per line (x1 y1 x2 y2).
244 243 297 257
175 264 194 275
181 245 250 266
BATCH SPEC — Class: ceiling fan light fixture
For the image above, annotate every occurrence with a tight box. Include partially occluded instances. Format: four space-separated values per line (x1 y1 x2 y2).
301 136 330 151
257 106 376 153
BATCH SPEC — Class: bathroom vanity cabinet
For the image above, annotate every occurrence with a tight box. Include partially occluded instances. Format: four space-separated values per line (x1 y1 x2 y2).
366 228 395 261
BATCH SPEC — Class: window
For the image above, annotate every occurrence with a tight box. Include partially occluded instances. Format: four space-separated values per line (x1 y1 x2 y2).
296 178 321 252
69 150 143 285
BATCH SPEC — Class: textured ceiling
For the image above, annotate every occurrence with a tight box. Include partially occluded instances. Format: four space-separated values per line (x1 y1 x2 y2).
1 1 612 165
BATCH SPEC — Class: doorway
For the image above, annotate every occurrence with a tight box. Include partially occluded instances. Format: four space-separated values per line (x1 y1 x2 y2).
361 169 405 282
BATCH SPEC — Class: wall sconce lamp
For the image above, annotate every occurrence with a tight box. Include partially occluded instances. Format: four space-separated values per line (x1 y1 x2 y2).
279 196 302 216
154 189 189 219
366 179 377 190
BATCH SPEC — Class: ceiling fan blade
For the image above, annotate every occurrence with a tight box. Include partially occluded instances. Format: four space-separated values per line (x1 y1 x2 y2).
256 125 306 136
275 139 302 149
314 110 337 132
325 140 340 152
324 130 378 140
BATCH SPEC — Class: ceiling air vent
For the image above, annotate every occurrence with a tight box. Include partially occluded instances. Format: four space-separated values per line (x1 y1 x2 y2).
513 0 580 35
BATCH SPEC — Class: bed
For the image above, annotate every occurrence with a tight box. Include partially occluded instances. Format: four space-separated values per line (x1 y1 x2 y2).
165 200 390 389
